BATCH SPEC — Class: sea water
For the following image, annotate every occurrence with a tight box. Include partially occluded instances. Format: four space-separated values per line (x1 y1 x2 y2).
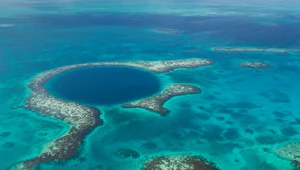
45 66 162 105
0 0 299 170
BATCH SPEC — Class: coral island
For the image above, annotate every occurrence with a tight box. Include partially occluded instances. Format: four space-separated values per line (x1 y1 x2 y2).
123 84 200 115
15 58 213 169
213 47 300 54
142 155 219 170
275 142 300 168
239 60 273 69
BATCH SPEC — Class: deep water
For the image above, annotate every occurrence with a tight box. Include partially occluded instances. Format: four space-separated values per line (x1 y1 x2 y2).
46 66 162 105
0 0 300 170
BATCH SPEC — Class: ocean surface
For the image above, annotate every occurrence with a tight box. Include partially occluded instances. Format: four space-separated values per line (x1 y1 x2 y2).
46 66 162 105
0 0 300 170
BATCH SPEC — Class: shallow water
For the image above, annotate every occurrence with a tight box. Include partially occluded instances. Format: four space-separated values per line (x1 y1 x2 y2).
0 0 300 170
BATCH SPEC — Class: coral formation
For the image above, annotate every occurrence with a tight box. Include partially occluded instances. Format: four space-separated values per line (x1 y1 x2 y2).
142 155 219 170
239 60 273 69
122 84 200 115
142 141 158 150
292 160 300 169
11 105 23 110
2 142 15 148
215 116 225 121
213 47 300 54
0 131 11 138
259 90 290 103
275 142 300 169
275 142 300 163
16 58 213 169
150 28 182 35
115 149 140 159
256 134 288 144
244 128 254 135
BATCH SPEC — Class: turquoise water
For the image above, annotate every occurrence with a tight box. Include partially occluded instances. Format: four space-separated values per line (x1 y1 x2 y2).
46 66 162 105
0 0 300 170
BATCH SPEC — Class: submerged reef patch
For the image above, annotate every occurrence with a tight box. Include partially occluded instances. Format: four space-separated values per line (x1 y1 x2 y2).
213 47 300 54
150 28 182 35
0 131 11 138
123 84 200 115
114 149 140 159
142 141 158 150
2 142 15 149
259 90 290 103
16 58 213 169
256 134 288 145
239 60 273 69
142 155 219 170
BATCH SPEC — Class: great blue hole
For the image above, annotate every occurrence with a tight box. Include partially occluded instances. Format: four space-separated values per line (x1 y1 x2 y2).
45 66 162 105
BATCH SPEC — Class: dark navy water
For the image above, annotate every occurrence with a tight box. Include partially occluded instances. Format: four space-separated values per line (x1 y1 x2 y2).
46 66 162 105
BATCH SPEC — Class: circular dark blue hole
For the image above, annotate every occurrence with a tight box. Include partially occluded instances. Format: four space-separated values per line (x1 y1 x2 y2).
45 66 162 105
